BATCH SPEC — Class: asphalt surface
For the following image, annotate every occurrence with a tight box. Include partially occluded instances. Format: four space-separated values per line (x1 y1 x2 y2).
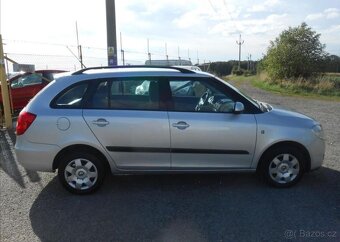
1 82 339 242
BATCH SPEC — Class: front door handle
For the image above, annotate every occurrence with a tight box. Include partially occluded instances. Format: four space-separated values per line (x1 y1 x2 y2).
172 121 190 130
92 118 109 127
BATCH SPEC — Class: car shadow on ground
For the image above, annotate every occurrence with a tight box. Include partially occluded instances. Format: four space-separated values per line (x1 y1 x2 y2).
0 129 41 188
29 168 340 242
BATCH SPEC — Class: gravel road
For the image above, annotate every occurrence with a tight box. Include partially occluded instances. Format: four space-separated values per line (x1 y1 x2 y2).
1 81 339 242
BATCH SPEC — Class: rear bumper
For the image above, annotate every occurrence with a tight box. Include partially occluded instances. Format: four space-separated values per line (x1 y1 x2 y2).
15 138 60 172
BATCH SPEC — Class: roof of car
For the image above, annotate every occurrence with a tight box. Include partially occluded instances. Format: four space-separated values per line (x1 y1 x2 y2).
52 66 214 84
71 66 201 75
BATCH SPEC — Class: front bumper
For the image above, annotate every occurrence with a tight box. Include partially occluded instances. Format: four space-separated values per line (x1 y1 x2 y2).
308 137 325 170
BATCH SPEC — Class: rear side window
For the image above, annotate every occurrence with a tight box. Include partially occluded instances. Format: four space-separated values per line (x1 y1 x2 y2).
53 83 88 108
87 78 161 110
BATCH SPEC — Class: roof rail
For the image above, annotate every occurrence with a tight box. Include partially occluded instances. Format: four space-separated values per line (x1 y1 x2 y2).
72 65 195 75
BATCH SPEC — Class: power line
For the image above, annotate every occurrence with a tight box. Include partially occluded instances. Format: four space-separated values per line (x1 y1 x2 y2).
3 39 107 51
207 0 240 35
222 0 241 34
6 52 106 59
208 0 218 13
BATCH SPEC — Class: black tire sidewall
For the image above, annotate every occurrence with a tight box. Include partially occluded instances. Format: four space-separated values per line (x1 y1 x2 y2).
260 146 305 188
57 152 105 194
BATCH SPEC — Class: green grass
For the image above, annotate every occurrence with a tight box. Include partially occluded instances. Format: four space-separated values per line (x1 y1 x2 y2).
225 74 340 102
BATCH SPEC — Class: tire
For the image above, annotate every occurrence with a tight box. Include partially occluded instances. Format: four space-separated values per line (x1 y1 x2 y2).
57 152 106 194
259 146 305 188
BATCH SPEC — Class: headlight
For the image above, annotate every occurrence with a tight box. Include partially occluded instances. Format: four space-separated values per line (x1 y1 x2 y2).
312 124 324 139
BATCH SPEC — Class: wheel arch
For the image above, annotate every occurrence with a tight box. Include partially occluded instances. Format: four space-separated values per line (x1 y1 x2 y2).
256 141 311 172
53 144 111 172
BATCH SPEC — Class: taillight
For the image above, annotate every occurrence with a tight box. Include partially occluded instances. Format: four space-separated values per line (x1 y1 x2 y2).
16 111 36 135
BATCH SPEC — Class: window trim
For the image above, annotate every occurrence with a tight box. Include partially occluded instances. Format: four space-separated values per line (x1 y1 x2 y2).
164 77 262 114
83 77 169 112
49 76 262 113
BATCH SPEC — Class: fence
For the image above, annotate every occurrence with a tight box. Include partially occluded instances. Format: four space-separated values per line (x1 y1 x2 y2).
3 39 206 73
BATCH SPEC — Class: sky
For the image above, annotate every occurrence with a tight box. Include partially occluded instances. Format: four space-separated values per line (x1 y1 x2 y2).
1 0 340 69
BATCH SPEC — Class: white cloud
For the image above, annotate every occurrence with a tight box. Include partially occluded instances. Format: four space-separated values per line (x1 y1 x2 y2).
324 8 340 19
306 13 324 21
172 4 212 29
209 13 288 36
247 0 281 13
306 8 340 21
319 25 340 53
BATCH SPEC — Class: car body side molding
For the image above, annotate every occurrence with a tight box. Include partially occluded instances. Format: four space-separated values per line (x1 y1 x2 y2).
106 146 249 155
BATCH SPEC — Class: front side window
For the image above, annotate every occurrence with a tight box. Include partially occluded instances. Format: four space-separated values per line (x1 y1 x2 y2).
88 78 161 110
53 83 88 108
169 78 235 113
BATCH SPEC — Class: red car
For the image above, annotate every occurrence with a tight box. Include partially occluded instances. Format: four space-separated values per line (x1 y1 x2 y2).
0 70 66 111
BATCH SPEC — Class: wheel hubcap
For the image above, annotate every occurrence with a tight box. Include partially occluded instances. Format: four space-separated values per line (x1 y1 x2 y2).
269 153 300 184
64 158 98 190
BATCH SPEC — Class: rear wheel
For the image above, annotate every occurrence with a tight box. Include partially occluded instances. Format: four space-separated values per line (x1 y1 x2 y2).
58 152 105 194
259 146 305 187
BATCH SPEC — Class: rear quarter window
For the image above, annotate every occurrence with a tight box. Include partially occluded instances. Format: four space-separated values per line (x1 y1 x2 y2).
51 82 88 108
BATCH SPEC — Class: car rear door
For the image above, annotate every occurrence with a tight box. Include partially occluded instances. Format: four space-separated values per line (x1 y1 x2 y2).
82 77 171 170
167 77 257 169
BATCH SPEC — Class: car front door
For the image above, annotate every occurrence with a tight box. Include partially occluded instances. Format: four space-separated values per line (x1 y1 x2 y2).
167 77 257 169
82 77 171 170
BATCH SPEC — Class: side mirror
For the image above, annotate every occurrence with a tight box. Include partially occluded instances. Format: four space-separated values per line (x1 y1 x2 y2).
234 102 244 114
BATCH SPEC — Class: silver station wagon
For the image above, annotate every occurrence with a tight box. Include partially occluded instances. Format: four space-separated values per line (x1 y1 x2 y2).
15 66 325 194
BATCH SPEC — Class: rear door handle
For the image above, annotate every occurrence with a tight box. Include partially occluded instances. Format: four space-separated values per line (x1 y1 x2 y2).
172 121 190 130
92 118 109 127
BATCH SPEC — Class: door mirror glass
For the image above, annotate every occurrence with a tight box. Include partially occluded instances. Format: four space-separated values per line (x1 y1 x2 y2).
234 102 244 114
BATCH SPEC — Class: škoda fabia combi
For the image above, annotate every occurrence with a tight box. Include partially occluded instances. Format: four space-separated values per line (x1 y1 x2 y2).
15 66 325 194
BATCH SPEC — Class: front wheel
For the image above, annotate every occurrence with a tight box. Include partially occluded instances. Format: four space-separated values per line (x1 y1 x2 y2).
259 146 305 187
58 152 105 194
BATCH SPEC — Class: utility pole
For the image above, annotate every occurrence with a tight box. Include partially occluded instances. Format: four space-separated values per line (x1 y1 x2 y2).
120 32 125 65
247 54 250 70
106 0 118 66
236 34 244 70
147 38 151 64
0 35 12 128
188 48 191 62
76 22 85 69
4 53 9 74
165 43 169 66
178 46 181 65
249 54 253 71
